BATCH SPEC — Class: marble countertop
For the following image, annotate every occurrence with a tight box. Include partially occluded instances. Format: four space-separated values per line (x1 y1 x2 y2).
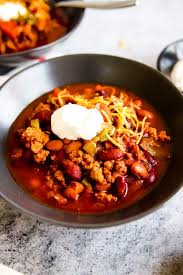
0 0 183 274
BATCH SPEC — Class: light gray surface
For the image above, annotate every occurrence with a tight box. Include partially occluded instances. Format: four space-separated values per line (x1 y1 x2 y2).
0 0 183 274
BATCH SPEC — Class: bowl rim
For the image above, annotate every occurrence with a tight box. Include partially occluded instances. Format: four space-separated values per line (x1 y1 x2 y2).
0 53 183 228
0 6 85 59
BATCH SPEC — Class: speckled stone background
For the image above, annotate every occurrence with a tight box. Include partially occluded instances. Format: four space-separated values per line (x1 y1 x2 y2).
0 0 183 274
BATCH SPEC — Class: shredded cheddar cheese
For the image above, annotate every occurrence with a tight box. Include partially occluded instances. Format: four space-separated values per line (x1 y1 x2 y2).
48 87 148 145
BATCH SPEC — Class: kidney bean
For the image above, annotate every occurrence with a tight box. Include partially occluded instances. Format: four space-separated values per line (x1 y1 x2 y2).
127 179 144 195
65 141 82 154
52 149 65 164
64 181 84 200
98 148 124 160
63 159 82 180
143 150 157 165
96 90 107 97
137 108 154 120
146 167 157 183
95 183 111 192
46 140 63 151
115 176 128 197
131 161 148 178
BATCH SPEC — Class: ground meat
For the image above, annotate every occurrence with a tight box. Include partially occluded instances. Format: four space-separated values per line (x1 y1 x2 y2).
81 153 94 170
69 150 94 170
19 126 49 153
158 131 171 142
103 160 115 183
103 168 115 183
34 149 49 163
104 141 113 149
32 102 51 117
122 134 136 149
54 170 66 187
68 150 83 164
46 172 55 189
131 144 146 162
46 172 61 192
95 192 118 202
90 161 106 184
47 191 67 205
50 153 57 162
34 102 50 113
30 103 51 121
123 152 134 166
145 126 158 139
31 140 44 153
122 134 131 144
115 159 127 175
104 160 115 170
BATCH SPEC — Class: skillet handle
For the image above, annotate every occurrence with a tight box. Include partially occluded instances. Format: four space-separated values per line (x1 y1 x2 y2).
0 65 16 75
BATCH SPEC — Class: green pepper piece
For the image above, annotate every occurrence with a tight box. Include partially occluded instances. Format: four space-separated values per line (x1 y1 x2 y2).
83 141 97 155
82 178 89 186
30 118 40 129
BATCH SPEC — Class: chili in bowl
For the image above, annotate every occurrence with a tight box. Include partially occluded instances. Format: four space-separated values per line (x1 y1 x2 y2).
7 83 172 214
0 1 84 66
0 54 182 227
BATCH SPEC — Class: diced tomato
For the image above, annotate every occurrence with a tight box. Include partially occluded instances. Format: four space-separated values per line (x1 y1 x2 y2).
53 88 61 97
0 20 19 39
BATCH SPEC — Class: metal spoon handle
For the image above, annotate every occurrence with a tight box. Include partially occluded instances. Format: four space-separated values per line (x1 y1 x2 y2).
55 0 138 9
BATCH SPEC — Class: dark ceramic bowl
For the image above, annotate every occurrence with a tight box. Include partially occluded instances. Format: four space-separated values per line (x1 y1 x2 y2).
0 54 183 228
157 39 183 76
0 0 84 67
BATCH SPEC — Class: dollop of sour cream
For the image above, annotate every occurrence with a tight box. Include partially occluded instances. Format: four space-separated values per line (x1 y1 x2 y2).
51 103 104 140
0 2 27 21
170 59 183 91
